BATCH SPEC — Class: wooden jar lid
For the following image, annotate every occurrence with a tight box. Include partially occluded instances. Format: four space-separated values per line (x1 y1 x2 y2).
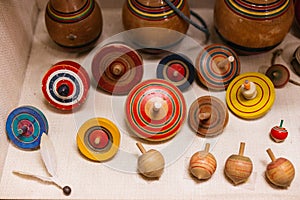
196 44 240 90
156 53 195 91
188 96 228 137
125 79 186 142
77 118 120 161
92 43 143 95
42 60 90 111
265 64 290 88
226 72 275 119
6 106 48 150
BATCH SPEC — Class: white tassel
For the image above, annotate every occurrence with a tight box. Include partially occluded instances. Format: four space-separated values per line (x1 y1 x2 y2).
13 170 53 183
12 170 62 188
12 133 71 195
40 133 57 177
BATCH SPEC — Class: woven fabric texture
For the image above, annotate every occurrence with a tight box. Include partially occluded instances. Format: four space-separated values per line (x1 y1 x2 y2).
0 0 38 176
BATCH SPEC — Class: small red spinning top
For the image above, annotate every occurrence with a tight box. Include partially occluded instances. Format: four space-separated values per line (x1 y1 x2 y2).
270 120 288 143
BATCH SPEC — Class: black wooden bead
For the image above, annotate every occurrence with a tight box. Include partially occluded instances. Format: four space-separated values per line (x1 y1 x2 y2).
63 186 71 196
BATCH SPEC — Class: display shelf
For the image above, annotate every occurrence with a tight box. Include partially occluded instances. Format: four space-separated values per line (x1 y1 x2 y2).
0 1 300 199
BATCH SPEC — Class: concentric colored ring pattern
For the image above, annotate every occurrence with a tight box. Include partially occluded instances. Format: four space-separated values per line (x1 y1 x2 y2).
46 0 95 23
126 0 184 20
196 44 240 90
224 0 291 20
188 96 228 137
6 106 48 150
42 61 90 110
92 44 143 95
125 79 186 141
226 72 275 119
77 118 121 161
157 54 195 91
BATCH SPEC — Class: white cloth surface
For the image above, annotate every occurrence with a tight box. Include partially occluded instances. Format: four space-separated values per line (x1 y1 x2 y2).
0 1 300 199
0 0 38 178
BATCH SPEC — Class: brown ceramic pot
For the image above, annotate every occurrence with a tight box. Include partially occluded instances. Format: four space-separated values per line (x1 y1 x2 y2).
122 0 190 50
295 0 300 28
45 0 103 50
214 0 294 55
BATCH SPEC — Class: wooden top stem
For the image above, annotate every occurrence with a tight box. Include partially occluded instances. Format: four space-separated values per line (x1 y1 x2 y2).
217 56 234 69
266 148 276 162
204 143 210 152
94 137 101 145
199 112 211 121
244 80 250 90
238 142 245 156
279 120 284 128
153 102 162 112
112 64 123 76
272 71 279 78
173 71 179 77
136 142 147 154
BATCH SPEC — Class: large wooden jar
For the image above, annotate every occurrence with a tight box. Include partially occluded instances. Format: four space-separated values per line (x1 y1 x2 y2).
295 0 300 28
214 0 294 54
45 0 103 50
122 0 190 50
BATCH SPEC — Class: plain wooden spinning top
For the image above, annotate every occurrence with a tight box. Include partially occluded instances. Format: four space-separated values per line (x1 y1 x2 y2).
189 143 217 180
266 148 295 188
136 142 165 179
224 142 253 185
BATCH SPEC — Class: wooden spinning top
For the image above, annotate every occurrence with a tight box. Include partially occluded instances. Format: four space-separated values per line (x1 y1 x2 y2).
224 142 253 185
241 80 257 100
45 0 103 50
226 72 275 119
188 96 228 137
92 43 143 95
156 53 195 91
196 44 240 90
214 0 294 54
76 118 121 162
42 60 90 110
125 79 186 142
136 142 165 178
189 143 217 180
266 64 290 88
266 148 295 188
6 106 48 150
270 120 288 143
